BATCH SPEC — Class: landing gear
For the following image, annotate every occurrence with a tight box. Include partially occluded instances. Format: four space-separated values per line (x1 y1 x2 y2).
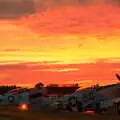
76 101 84 112
95 102 102 114
66 103 73 112
66 97 77 112
116 102 120 115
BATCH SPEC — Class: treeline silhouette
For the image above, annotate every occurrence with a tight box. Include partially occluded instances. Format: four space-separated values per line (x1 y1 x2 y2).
46 84 80 95
46 86 79 95
0 83 80 95
0 85 17 95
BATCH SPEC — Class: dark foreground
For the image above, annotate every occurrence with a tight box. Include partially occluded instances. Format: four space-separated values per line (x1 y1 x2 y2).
0 105 119 120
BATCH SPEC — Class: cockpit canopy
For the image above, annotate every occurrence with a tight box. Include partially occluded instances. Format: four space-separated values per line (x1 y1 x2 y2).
7 88 29 94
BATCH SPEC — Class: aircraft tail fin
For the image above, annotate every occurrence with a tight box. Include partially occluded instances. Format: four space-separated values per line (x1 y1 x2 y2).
116 74 120 81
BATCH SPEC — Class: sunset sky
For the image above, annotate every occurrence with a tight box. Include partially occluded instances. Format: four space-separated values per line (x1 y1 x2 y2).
0 0 120 87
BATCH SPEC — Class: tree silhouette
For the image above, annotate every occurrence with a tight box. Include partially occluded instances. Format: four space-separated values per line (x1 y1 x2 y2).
35 82 44 88
0 85 17 95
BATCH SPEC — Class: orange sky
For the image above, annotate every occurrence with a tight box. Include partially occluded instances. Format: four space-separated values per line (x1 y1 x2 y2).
0 0 120 87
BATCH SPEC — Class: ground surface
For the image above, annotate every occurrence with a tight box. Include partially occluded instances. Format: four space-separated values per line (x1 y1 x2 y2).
0 105 120 120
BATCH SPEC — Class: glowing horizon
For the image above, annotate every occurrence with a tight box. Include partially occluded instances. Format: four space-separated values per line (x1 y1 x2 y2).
0 0 120 87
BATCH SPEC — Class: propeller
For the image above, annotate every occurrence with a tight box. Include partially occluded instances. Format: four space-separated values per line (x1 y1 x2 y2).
116 74 120 81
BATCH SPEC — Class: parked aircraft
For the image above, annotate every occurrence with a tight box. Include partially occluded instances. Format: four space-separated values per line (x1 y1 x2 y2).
1 74 120 113
0 83 53 110
56 74 120 114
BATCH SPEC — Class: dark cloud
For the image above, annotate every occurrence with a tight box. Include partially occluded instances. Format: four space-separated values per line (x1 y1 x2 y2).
0 61 60 70
0 58 120 71
0 0 35 19
0 0 120 19
3 49 21 52
0 59 119 85
0 64 28 70
34 0 120 11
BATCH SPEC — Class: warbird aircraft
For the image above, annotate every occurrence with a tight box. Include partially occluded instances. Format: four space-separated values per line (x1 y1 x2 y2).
56 74 120 114
1 74 120 113
0 83 53 110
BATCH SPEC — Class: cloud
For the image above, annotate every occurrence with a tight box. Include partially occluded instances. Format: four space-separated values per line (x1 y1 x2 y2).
0 0 35 19
0 64 28 70
0 58 119 86
0 0 119 19
33 0 120 11
34 68 80 72
3 49 21 52
20 5 120 35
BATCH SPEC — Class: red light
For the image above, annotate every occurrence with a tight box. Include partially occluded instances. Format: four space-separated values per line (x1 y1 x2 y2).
19 104 28 111
84 110 95 115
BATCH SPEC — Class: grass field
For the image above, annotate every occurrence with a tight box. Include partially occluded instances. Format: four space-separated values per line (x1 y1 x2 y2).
0 105 120 120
